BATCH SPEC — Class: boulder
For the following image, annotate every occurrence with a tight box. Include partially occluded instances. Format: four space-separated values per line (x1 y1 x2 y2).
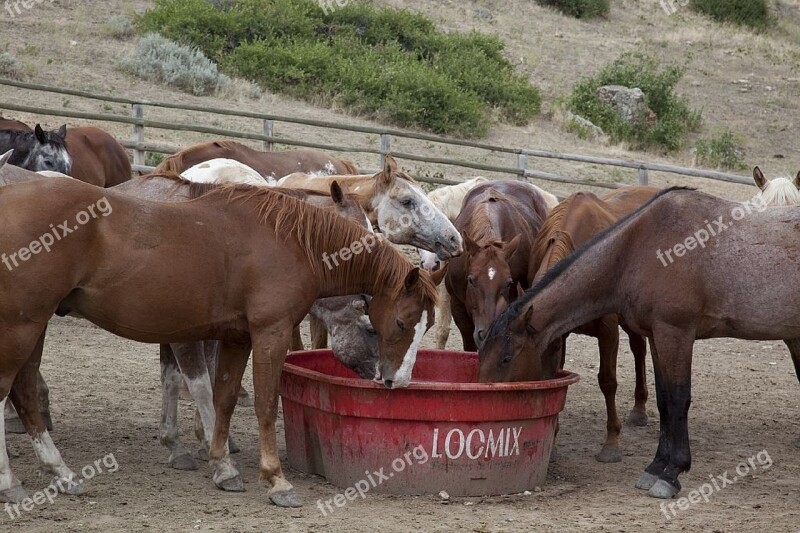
596 85 650 124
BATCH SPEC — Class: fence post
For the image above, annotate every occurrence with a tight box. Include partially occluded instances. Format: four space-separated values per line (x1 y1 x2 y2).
262 119 274 151
516 153 528 180
132 104 145 167
379 134 391 168
638 167 649 185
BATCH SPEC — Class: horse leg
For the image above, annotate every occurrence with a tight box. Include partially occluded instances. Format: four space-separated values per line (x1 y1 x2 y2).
8 329 85 497
782 338 800 448
192 341 241 457
594 317 623 463
290 326 305 351
6 374 52 436
208 341 250 492
640 327 694 499
635 337 671 491
451 297 477 352
249 320 300 507
309 314 328 350
625 327 649 426
159 344 198 471
435 284 451 349
549 335 568 464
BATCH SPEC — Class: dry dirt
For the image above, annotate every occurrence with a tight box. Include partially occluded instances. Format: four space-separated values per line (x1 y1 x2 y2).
2 0 800 531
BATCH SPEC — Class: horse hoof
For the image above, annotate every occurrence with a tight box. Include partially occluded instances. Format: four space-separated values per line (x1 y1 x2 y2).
196 448 209 462
270 489 302 508
236 390 254 408
215 475 244 492
625 410 649 427
0 485 28 503
169 453 198 471
4 416 26 434
595 445 622 463
635 471 659 490
648 479 680 499
228 437 241 454
57 478 87 496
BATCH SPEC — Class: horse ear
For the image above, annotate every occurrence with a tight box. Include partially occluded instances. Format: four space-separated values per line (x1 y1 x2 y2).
753 167 768 190
515 281 526 299
34 124 46 144
511 305 535 334
503 234 522 261
0 149 13 169
403 267 420 291
794 171 800 189
430 263 448 286
330 180 344 205
56 124 67 139
463 234 480 256
383 155 397 176
351 298 366 312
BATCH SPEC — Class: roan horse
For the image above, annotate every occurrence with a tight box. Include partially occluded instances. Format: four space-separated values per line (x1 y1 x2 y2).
478 187 800 499
155 140 358 179
526 187 659 463
0 175 442 507
446 181 550 351
0 124 72 174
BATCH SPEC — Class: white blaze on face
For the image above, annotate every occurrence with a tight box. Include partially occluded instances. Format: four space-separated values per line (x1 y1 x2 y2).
488 267 496 280
392 310 427 388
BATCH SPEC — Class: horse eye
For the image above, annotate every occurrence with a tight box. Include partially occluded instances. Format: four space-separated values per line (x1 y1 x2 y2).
467 275 476 287
400 198 415 208
366 326 377 336
395 319 406 331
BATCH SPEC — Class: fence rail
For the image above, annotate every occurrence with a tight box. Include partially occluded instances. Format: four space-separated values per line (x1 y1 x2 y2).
0 78 752 191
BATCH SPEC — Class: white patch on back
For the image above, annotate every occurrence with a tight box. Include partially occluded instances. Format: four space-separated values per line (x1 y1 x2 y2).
488 267 496 280
392 310 427 388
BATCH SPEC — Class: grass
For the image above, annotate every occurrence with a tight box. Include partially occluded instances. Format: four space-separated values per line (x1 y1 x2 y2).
535 0 610 19
689 0 771 30
694 130 747 170
104 14 136 39
0 52 22 80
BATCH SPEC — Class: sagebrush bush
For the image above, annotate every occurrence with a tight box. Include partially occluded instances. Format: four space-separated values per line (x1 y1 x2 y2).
536 0 610 19
137 0 541 137
105 14 135 39
689 0 770 30
568 52 701 151
0 52 22 80
120 33 230 96
695 130 746 170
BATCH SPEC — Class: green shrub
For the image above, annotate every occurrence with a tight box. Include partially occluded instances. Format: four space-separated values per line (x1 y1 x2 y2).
105 14 136 39
0 52 22 80
694 130 746 170
689 0 770 30
536 0 610 19
568 52 701 151
138 0 541 138
120 33 230 96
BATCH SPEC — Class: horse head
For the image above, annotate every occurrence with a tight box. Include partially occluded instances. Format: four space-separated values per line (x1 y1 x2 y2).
753 166 800 206
26 124 72 175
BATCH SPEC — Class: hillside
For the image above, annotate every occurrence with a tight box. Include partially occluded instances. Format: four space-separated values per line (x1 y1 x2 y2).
1 0 799 200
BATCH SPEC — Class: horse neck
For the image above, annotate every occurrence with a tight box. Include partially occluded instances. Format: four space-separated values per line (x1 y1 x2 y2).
466 201 505 243
317 240 405 298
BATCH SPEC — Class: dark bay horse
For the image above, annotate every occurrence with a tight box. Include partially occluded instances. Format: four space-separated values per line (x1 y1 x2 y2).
527 186 659 463
479 187 799 499
0 124 72 174
0 119 131 186
0 176 442 507
445 181 550 351
155 140 358 179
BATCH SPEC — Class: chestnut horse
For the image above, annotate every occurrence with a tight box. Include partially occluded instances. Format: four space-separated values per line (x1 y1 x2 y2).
445 181 550 351
0 174 442 507
155 140 358 179
479 187 800 499
527 187 659 463
0 120 131 186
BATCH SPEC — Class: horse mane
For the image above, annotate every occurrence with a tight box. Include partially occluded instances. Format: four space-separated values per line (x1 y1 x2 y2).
756 177 800 206
181 181 439 303
529 197 582 273
463 190 537 245
486 186 691 341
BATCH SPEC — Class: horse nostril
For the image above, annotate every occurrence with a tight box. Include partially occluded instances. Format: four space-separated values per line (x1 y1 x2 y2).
477 330 485 341
434 241 443 249
383 379 394 389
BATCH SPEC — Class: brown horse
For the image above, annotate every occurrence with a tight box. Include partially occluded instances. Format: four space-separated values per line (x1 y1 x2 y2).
155 140 358 179
0 176 443 507
479 187 800 499
527 187 659 463
445 181 550 351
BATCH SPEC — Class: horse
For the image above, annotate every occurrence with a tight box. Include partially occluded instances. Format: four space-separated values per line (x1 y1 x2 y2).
310 295 378 380
0 175 444 507
0 120 131 186
0 124 72 174
478 187 800 499
445 181 550 351
419 177 558 349
526 187 659 463
155 140 358 179
752 166 800 206
181 157 275 186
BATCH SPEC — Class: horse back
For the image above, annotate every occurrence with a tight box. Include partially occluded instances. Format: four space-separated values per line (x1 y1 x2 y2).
66 127 132 187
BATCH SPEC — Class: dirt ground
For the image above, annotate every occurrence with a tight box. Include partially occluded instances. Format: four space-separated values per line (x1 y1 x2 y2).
2 314 799 532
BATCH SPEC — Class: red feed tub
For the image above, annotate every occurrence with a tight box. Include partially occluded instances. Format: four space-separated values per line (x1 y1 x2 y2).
280 349 579 497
